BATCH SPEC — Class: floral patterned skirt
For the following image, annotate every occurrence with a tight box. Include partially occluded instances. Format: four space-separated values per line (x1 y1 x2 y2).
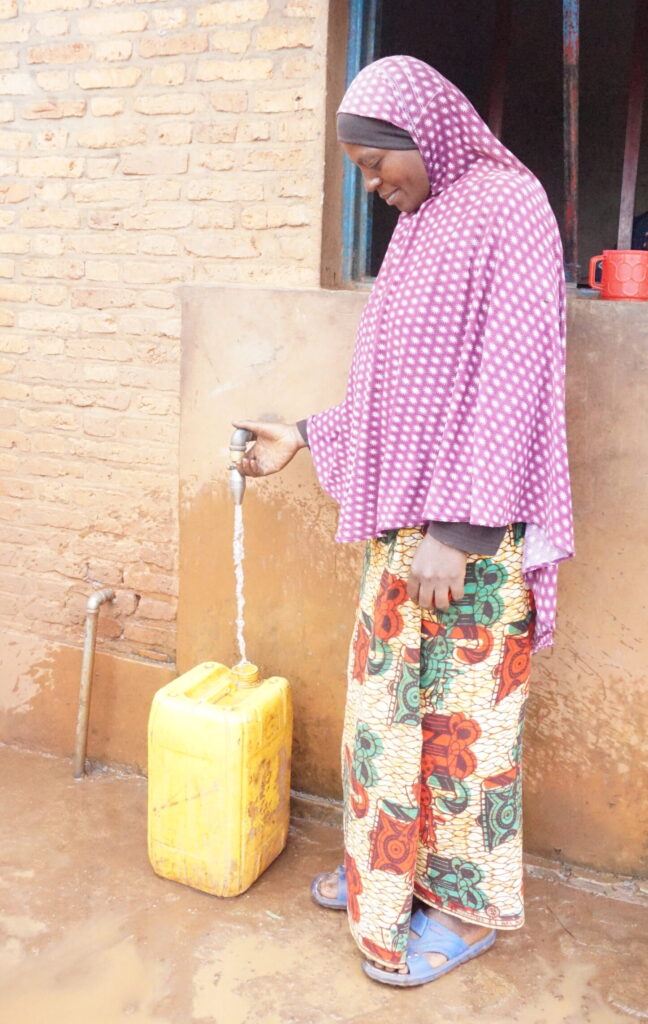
342 524 535 968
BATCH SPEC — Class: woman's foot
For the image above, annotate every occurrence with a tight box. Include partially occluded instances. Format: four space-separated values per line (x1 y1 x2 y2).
409 906 493 969
314 867 344 902
366 906 494 977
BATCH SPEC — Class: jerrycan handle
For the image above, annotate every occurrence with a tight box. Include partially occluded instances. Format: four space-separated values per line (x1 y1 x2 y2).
184 663 234 703
589 255 603 291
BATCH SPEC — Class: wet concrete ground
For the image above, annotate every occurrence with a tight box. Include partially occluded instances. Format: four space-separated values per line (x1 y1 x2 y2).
0 744 646 1024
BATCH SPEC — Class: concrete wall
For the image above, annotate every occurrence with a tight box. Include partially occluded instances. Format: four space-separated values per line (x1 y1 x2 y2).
179 285 648 877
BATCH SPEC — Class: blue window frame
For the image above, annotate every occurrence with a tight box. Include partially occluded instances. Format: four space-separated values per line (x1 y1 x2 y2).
342 0 380 283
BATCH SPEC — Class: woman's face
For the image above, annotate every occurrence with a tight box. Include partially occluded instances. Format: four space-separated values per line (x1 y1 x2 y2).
341 142 430 213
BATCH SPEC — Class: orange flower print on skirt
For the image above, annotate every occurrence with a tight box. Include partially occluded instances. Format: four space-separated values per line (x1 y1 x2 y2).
341 525 535 968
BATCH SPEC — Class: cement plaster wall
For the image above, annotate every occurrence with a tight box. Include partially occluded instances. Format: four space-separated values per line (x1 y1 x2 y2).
178 285 648 877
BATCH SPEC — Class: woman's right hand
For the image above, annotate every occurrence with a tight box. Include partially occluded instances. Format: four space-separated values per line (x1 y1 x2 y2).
231 420 307 478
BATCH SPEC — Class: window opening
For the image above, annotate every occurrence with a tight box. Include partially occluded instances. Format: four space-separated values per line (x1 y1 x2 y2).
342 0 648 286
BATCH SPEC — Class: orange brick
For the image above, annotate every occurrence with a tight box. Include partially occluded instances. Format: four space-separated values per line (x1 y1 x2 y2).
193 207 236 229
134 93 203 115
22 258 84 278
139 235 180 256
0 233 29 253
85 260 120 282
33 233 64 255
77 124 145 148
137 596 177 621
0 184 28 203
36 128 69 150
0 157 17 175
0 72 34 93
22 208 79 228
150 62 185 86
0 336 28 353
80 313 117 334
284 0 317 13
156 121 192 145
23 100 86 119
20 156 85 178
187 180 263 202
0 308 15 326
0 0 18 18
96 39 133 62
27 42 92 63
86 157 120 179
236 119 270 142
75 68 141 89
255 23 315 48
120 260 186 284
139 31 207 58
196 57 272 81
78 10 148 33
243 147 304 171
152 7 187 28
33 284 67 305
120 150 188 175
208 27 250 53
71 288 136 309
72 180 139 203
209 90 247 113
0 100 13 122
35 14 69 35
24 0 89 13
90 97 124 117
123 207 192 230
191 149 235 171
194 123 237 144
196 0 268 25
35 70 69 90
183 232 257 259
0 283 31 301
0 22 27 42
0 49 18 70
252 86 316 112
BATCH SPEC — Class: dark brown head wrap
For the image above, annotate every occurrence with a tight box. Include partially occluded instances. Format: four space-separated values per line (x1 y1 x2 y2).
336 113 418 150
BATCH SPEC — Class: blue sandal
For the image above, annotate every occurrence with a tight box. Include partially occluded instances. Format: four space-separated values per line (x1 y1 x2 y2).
310 865 347 910
361 908 496 987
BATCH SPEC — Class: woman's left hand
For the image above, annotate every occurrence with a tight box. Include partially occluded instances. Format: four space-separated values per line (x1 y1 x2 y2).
407 532 468 611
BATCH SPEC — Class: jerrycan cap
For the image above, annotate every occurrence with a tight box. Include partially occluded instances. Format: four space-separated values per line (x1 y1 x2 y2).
232 662 260 687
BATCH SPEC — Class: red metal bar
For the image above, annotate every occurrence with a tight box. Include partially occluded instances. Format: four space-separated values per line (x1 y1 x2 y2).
563 0 580 283
487 0 512 140
617 0 648 251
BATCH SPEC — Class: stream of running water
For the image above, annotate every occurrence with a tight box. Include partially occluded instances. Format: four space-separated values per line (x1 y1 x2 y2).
233 504 249 666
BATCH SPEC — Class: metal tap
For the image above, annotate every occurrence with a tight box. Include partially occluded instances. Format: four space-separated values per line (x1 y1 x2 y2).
229 428 255 504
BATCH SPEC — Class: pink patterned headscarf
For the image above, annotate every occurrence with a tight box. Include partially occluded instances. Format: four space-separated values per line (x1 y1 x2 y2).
307 56 574 652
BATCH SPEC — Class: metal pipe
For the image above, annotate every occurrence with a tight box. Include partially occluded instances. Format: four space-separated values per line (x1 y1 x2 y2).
73 588 115 779
562 0 580 284
229 428 255 505
617 0 648 251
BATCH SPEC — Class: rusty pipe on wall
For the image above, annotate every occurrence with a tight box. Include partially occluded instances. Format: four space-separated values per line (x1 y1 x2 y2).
73 588 115 779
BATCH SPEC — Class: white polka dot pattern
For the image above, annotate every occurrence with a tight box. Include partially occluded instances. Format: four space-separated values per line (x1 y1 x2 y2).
307 57 574 653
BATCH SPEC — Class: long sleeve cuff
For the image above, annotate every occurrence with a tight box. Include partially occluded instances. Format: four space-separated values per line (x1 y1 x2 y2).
296 419 309 447
426 520 507 556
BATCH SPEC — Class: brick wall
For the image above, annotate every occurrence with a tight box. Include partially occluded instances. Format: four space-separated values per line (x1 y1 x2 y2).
0 0 328 665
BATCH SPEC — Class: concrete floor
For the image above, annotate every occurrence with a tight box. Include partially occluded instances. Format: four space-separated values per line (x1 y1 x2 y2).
0 745 646 1024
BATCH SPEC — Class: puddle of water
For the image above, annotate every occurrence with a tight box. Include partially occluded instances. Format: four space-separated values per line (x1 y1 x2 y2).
192 930 386 1024
0 914 171 1024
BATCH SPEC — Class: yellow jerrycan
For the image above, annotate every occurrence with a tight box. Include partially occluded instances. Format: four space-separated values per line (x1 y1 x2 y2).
147 661 292 897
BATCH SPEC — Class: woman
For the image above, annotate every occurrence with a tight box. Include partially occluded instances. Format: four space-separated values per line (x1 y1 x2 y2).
234 56 573 986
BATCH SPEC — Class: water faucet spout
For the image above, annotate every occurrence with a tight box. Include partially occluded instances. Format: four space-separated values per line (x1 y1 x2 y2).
229 428 255 504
